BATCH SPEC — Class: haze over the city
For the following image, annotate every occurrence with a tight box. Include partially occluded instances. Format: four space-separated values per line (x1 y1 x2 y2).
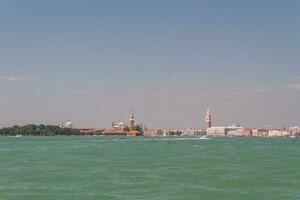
0 0 299 128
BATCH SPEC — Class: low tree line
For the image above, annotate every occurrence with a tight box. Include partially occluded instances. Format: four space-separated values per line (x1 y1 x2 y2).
0 124 81 136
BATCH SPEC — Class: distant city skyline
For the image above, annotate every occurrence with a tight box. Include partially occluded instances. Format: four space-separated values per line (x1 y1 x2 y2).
0 0 300 128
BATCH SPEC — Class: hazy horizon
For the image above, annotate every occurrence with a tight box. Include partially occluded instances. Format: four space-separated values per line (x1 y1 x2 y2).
1 0 300 128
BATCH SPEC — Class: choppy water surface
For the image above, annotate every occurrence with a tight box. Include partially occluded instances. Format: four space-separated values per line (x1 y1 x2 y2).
0 136 300 200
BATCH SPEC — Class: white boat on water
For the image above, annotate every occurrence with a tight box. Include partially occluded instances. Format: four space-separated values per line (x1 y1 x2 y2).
15 135 22 138
199 135 209 140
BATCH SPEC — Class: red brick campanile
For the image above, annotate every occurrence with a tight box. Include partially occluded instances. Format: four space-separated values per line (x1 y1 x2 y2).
205 109 212 129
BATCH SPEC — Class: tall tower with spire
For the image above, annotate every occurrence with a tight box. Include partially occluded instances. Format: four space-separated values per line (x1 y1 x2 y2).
205 109 212 129
130 110 135 131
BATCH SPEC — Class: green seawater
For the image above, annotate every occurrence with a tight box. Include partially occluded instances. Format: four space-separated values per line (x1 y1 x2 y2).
0 136 300 200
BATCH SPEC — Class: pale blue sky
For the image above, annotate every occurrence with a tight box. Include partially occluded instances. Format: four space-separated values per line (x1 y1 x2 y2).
0 0 300 128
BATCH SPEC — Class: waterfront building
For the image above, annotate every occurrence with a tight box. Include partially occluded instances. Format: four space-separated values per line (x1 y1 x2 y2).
103 121 127 135
206 127 227 136
268 129 290 137
194 129 207 136
207 125 242 136
128 130 142 136
252 129 269 137
226 128 252 137
113 122 128 130
227 129 243 136
103 110 142 136
103 121 129 135
78 128 97 134
143 129 157 136
156 129 164 136
167 129 184 136
181 129 195 136
242 128 252 137
289 127 300 136
180 128 206 136
128 111 142 136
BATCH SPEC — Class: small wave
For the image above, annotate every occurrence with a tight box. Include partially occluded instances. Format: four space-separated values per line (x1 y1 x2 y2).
7 135 22 138
191 145 203 148
148 137 211 141
90 137 211 142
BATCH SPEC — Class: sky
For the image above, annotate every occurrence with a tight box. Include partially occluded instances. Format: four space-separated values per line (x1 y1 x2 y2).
0 0 300 128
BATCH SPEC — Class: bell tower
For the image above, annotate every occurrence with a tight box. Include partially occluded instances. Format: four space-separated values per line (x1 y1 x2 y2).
130 111 135 131
205 109 212 129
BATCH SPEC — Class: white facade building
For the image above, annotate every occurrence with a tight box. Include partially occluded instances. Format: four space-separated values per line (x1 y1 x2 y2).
207 125 243 136
289 127 300 136
227 129 244 136
206 127 227 136
268 130 290 137
113 122 128 130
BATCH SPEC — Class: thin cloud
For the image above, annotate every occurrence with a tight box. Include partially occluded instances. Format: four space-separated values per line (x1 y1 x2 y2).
248 86 272 94
294 76 300 81
69 89 99 97
0 74 35 82
286 83 300 91
0 95 9 100
171 76 177 80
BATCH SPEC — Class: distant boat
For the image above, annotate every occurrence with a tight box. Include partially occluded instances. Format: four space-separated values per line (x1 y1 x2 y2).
15 135 22 138
199 135 209 140
289 135 296 138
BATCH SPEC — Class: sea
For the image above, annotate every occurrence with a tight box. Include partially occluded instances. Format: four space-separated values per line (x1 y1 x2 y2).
0 136 299 200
